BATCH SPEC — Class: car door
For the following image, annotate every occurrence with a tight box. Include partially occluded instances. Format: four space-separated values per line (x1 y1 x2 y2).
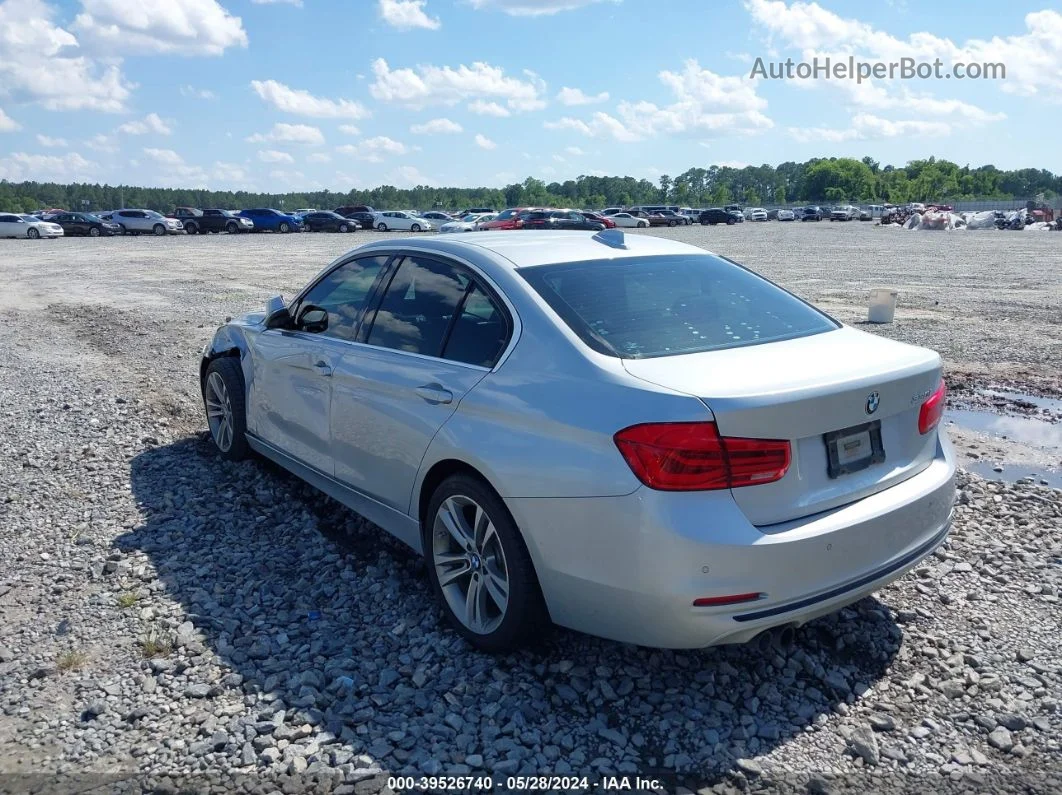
330 254 511 514
249 253 392 474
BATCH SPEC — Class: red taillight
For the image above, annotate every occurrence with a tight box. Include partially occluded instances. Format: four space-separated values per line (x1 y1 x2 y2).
918 380 946 435
613 422 791 491
693 592 764 607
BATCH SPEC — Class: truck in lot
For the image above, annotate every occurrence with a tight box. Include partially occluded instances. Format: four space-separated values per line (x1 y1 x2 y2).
170 207 255 234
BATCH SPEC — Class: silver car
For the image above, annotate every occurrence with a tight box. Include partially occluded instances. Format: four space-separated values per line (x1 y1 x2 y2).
112 209 184 236
200 231 955 651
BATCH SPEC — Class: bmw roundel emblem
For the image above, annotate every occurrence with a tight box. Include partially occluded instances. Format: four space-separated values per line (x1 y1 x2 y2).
865 392 880 415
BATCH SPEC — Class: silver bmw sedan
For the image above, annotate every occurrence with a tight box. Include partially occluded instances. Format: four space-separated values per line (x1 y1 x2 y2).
200 230 955 652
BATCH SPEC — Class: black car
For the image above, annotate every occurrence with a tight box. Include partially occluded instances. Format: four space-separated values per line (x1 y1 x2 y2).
336 209 377 229
302 211 359 233
656 209 691 226
334 205 375 216
520 209 605 231
801 206 824 221
51 212 121 237
698 208 740 225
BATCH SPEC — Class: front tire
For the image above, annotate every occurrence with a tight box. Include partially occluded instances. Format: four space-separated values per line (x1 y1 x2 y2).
185 222 199 235
152 224 165 236
425 475 549 652
638 221 648 228
27 227 40 239
411 223 422 232
202 358 248 461
339 223 349 233
89 227 100 237
278 222 290 234
668 219 678 227
226 221 239 234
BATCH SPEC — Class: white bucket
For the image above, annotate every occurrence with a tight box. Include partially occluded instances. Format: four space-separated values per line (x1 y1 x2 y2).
868 288 898 323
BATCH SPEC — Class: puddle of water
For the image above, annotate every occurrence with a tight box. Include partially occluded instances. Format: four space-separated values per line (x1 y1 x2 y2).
945 410 1062 450
963 460 1062 489
978 388 1062 414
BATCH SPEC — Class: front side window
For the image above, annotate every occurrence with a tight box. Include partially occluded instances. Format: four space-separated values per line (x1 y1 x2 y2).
366 256 469 356
521 254 838 359
295 255 389 341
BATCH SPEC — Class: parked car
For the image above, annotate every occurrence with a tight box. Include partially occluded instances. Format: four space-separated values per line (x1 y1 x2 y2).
335 205 376 217
459 207 494 215
239 208 304 233
600 207 624 216
858 209 873 221
579 211 616 229
608 212 650 229
372 211 434 232
301 211 359 233
519 210 605 231
656 209 692 226
293 208 317 216
777 209 796 222
629 210 673 227
0 213 64 238
477 208 531 232
420 211 453 223
112 209 184 236
172 208 254 234
745 207 769 222
336 210 377 230
830 205 860 221
49 212 121 237
440 213 494 233
801 206 824 222
200 231 955 651
698 208 740 225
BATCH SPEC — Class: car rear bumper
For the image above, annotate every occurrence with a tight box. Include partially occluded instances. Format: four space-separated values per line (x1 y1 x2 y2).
506 432 956 649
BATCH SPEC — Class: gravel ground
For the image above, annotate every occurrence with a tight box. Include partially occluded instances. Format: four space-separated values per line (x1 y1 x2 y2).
0 224 1060 794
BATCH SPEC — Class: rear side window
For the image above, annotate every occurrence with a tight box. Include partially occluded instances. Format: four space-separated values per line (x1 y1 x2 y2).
442 284 509 368
520 254 838 359
366 256 469 356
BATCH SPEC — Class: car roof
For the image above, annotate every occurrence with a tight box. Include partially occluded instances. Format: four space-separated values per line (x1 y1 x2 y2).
353 230 715 269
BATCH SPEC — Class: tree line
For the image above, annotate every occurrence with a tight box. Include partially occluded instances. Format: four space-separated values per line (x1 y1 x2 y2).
0 156 1057 214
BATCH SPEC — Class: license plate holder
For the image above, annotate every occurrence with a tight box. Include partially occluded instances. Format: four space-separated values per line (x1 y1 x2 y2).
824 420 885 478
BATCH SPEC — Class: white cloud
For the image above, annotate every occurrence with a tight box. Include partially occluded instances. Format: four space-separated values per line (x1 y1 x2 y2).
338 124 361 135
378 0 440 30
306 152 331 163
36 134 67 146
467 100 510 117
545 59 771 142
410 117 463 134
564 146 584 155
143 148 184 166
72 0 248 56
370 58 546 112
337 136 409 162
117 113 172 135
251 0 302 5
467 0 615 16
474 133 497 150
0 0 132 112
0 151 95 181
556 87 609 105
387 165 435 187
180 85 217 100
258 149 295 163
251 79 370 119
0 108 19 132
86 134 118 152
788 112 951 142
246 123 324 145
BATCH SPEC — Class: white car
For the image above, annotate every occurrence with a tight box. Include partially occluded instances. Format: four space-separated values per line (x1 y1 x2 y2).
608 212 650 229
440 213 493 233
746 207 768 222
373 211 435 232
777 209 796 221
0 213 64 238
112 209 184 236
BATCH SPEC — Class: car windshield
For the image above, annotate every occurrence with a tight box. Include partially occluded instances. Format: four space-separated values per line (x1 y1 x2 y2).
520 254 839 359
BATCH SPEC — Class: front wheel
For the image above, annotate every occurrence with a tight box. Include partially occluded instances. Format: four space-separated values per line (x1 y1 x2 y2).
726 218 735 225
226 222 239 234
338 223 349 233
27 227 40 239
376 222 387 231
89 227 100 237
185 223 198 235
118 224 127 236
278 222 290 234
411 223 422 232
152 224 165 236
638 221 649 228
668 219 678 227
425 475 549 652
202 358 248 461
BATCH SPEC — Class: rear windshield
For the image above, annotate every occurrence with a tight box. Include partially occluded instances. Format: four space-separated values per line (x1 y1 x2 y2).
520 254 838 359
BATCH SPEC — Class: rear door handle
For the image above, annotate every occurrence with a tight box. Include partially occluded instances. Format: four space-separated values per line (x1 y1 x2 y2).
415 384 453 404
312 360 333 377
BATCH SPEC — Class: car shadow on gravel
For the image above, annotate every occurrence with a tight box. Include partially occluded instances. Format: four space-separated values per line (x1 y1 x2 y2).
121 435 903 791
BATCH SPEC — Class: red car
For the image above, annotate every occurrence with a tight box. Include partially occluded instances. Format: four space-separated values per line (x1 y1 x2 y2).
580 211 616 229
478 207 534 231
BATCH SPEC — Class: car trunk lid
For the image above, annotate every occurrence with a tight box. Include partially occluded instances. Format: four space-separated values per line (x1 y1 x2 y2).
622 327 943 526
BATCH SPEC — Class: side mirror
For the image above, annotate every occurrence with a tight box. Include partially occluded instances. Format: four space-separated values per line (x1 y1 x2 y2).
297 305 329 334
264 295 291 329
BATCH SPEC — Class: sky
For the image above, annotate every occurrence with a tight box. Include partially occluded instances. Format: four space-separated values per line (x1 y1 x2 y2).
0 0 1059 192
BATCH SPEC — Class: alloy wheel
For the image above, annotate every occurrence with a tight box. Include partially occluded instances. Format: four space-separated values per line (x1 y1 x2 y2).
432 495 510 635
204 371 234 452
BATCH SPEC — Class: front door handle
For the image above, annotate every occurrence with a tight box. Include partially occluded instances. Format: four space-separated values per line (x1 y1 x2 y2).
312 360 333 377
415 384 453 404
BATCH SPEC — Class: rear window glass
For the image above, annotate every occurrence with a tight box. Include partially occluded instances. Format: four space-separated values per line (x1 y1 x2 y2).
520 254 838 359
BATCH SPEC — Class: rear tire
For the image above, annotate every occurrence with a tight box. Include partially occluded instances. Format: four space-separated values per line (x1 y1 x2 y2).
202 358 248 461
424 474 549 652
152 224 165 236
668 219 677 227
376 222 387 231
